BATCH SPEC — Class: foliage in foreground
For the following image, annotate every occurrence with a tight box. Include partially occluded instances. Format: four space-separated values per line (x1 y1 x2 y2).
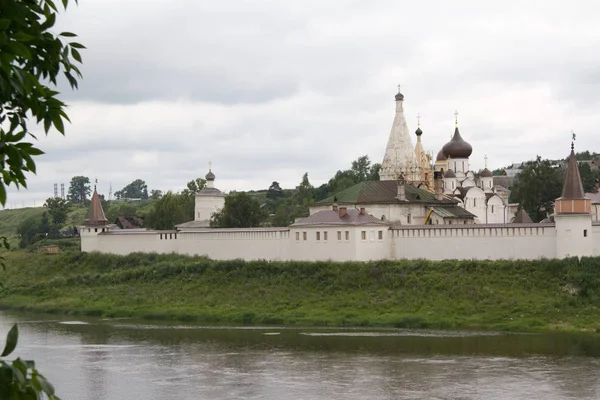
1 251 600 332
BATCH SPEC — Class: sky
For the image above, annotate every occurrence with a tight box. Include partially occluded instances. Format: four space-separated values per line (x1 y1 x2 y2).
5 0 600 208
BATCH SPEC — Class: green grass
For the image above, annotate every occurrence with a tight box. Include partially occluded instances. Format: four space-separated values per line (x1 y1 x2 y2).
1 250 599 332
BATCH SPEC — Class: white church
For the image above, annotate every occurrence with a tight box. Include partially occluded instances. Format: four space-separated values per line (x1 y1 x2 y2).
80 88 600 261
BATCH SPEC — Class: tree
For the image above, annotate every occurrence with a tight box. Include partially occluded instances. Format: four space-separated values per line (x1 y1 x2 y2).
509 156 563 222
578 162 595 193
267 181 283 200
44 196 69 230
211 192 266 228
296 172 314 205
115 178 148 200
17 214 44 248
150 189 163 200
186 177 206 194
0 0 83 207
0 1 83 397
67 176 91 204
146 192 192 230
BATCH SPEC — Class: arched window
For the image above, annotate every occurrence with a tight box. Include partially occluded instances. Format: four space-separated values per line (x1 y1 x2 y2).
407 214 412 224
381 215 386 221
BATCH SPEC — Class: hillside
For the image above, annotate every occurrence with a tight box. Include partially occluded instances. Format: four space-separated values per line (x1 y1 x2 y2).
0 250 598 332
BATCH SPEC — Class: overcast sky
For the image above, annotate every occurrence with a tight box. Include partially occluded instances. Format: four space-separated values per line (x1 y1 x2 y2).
5 0 600 208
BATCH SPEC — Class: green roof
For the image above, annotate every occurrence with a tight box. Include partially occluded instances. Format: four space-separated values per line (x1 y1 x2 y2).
318 181 457 205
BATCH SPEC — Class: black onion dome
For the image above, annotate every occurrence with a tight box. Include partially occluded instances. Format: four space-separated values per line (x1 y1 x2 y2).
395 91 404 101
415 127 423 136
480 168 493 178
442 127 473 159
205 170 215 181
444 169 456 178
436 149 447 161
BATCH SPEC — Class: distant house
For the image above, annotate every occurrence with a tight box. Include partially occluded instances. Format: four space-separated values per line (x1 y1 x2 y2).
114 216 145 229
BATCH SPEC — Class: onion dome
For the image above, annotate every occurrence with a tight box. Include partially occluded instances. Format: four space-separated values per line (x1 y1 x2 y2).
480 168 493 178
415 127 423 136
395 84 404 101
205 169 215 181
442 127 473 159
436 149 447 161
444 169 456 178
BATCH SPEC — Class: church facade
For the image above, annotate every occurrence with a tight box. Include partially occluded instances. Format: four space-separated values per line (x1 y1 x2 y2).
80 89 598 261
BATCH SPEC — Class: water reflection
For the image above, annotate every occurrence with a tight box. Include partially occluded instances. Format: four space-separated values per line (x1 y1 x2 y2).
2 312 600 400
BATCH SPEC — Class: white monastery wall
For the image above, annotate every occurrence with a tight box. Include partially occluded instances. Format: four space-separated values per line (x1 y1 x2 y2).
555 214 593 258
391 224 557 260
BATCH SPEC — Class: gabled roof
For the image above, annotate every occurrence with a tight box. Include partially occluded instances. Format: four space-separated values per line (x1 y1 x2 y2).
115 216 145 229
430 206 477 219
317 181 457 205
197 187 224 197
512 208 533 223
290 209 388 227
84 188 108 226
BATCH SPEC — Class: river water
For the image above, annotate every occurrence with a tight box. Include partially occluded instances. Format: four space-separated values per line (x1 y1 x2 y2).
2 312 600 399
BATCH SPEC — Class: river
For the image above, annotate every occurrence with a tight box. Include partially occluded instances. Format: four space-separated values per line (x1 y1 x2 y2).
1 312 599 399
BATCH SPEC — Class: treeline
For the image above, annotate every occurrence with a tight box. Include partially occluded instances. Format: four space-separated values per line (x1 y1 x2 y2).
509 155 600 222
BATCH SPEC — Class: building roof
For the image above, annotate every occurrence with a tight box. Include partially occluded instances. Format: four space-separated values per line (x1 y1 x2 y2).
430 206 477 219
480 168 493 178
291 209 388 227
444 169 456 178
115 215 145 229
512 208 533 223
441 127 473 159
317 181 457 206
84 187 108 226
559 145 586 200
196 187 224 197
585 191 600 203
176 219 211 229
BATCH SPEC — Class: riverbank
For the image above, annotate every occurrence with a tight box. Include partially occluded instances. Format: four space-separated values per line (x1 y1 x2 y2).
1 250 599 332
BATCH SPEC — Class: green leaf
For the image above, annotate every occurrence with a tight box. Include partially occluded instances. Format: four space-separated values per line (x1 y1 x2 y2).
59 32 77 37
69 42 86 49
71 47 82 63
0 184 5 207
51 114 65 134
1 325 18 357
13 32 36 42
0 19 11 30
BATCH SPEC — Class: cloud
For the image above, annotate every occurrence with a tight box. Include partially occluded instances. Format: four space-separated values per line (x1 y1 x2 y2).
5 0 600 207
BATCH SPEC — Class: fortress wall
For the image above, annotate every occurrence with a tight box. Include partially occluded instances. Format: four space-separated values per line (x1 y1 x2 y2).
392 224 556 260
92 231 177 255
176 230 290 260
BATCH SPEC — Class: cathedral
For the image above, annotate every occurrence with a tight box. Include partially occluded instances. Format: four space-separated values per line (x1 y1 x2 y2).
311 87 508 225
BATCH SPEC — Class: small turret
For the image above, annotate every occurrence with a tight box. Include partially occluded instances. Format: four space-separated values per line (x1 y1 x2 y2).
555 138 592 258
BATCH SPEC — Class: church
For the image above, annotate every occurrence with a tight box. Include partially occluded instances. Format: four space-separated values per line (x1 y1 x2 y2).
80 88 600 261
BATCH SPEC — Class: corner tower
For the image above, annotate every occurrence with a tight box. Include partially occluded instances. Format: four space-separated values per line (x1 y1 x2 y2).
81 186 109 252
380 85 420 182
194 163 225 226
555 140 593 258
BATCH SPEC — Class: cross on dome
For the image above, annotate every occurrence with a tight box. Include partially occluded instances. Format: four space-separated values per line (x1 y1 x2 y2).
454 110 459 127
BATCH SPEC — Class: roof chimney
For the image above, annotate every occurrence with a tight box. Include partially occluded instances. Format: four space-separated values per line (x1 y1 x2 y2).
397 182 406 202
332 203 338 211
339 206 347 218
359 207 366 215
434 170 444 201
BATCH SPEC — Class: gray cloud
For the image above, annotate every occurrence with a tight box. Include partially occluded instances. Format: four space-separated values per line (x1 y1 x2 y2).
6 0 600 207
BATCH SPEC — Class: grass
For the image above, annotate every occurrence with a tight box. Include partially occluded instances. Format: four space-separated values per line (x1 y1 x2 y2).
0 250 599 332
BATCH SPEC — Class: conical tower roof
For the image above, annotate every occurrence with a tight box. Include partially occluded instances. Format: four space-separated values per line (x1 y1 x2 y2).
560 144 585 200
380 86 419 182
84 187 108 226
512 208 533 223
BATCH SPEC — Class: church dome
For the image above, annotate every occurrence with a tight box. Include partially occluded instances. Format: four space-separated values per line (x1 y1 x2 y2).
205 170 215 181
395 90 404 101
442 127 473 159
415 127 423 136
436 149 447 161
480 168 493 178
444 169 456 178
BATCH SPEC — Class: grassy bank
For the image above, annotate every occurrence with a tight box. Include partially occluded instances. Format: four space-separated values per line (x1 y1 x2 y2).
0 250 599 332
